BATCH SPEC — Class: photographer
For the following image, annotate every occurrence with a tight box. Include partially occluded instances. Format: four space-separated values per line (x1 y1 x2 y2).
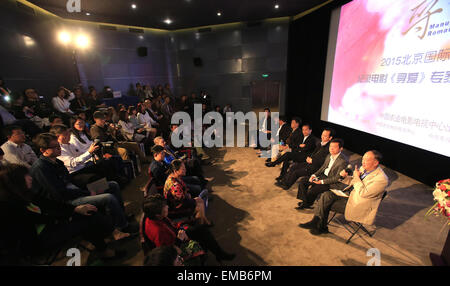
51 123 127 188
90 111 149 163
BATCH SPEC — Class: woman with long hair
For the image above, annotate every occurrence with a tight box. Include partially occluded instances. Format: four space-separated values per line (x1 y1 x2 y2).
141 194 235 265
70 116 93 153
118 110 146 143
164 160 211 226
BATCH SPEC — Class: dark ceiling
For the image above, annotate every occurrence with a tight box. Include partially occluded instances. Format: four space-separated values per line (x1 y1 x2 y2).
27 0 330 30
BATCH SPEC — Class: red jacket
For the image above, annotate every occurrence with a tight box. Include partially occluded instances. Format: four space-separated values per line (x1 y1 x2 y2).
144 217 178 247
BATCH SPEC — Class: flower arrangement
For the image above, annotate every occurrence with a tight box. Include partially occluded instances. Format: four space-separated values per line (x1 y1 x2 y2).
426 179 450 226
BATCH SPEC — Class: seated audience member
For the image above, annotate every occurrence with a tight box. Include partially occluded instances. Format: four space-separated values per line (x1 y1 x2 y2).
52 87 75 116
42 114 64 133
11 92 50 129
128 106 143 129
154 136 205 185
161 96 174 119
260 115 291 162
90 111 149 163
254 108 272 150
142 194 235 264
148 145 169 190
102 86 114 99
276 128 334 189
137 102 158 137
69 87 89 113
266 120 315 177
0 164 125 265
145 246 184 266
87 87 106 109
164 160 210 225
30 133 135 240
135 83 146 101
23 88 52 119
143 84 154 100
0 103 42 138
299 150 388 235
1 125 38 168
295 138 348 210
50 124 126 188
118 110 146 143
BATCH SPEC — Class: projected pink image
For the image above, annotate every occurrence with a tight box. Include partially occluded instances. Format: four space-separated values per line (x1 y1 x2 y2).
327 0 450 157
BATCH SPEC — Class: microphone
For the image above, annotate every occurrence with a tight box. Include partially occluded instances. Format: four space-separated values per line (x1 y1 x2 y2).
340 164 353 180
93 139 101 146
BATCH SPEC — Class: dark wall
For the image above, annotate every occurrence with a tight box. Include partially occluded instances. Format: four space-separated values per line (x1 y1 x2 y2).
169 19 290 112
0 0 172 100
75 24 172 96
0 0 78 99
285 0 450 186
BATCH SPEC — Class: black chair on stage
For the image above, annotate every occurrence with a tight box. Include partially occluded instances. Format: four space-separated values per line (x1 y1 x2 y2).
327 191 387 244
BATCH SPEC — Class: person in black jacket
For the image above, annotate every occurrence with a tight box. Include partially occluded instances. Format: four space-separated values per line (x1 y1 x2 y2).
275 128 335 190
0 164 124 265
260 115 292 162
29 133 135 241
266 122 318 179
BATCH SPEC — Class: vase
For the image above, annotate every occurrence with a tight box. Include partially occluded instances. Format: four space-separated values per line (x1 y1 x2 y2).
429 229 450 266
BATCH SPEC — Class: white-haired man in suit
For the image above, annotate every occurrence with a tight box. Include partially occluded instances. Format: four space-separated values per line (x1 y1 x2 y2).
299 150 388 235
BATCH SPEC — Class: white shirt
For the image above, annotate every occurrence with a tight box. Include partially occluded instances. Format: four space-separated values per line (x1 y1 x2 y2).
137 112 155 129
324 152 341 177
58 142 93 173
52 92 75 114
1 141 38 168
302 135 309 144
69 133 92 154
260 116 268 132
276 123 285 137
118 120 135 141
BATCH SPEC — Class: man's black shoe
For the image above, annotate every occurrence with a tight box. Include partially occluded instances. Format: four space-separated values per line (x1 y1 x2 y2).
310 227 329 236
275 181 287 189
265 158 271 163
295 202 311 210
265 162 276 167
298 216 320 229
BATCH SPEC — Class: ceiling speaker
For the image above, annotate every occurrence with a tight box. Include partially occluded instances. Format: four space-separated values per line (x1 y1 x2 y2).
137 47 148 57
193 57 203 67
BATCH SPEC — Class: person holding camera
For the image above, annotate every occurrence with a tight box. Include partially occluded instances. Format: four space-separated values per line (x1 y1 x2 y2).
295 139 348 210
90 111 150 163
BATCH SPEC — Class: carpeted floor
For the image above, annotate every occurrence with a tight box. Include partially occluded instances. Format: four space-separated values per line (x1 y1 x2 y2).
53 147 447 266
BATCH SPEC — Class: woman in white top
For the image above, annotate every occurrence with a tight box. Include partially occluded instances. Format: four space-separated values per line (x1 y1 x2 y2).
69 116 93 153
118 110 146 143
52 87 75 114
136 103 158 138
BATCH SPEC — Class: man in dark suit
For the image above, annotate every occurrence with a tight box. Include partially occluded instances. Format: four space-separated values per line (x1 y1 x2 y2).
266 123 317 179
262 115 292 162
296 138 348 210
275 128 335 189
